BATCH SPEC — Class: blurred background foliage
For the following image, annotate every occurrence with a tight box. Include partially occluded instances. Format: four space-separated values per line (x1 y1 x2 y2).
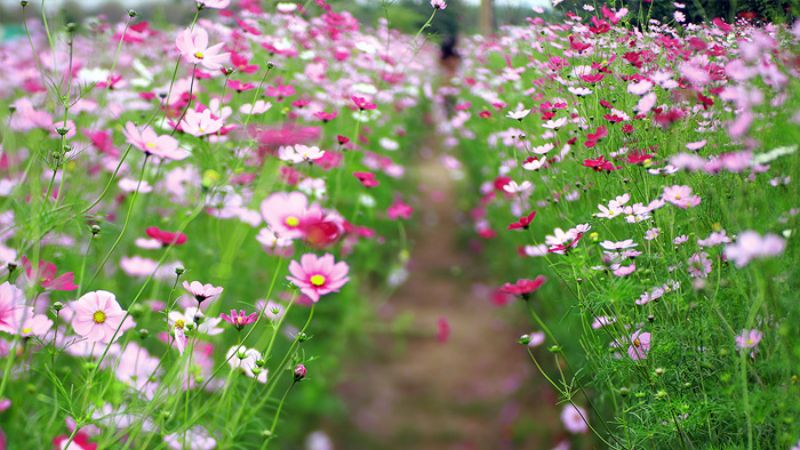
1 0 798 42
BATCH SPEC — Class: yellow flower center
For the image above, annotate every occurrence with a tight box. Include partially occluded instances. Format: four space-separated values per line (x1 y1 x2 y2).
175 319 185 329
22 327 32 334
310 274 326 287
194 51 205 59
285 216 300 227
633 338 641 348
93 310 107 324
145 142 157 149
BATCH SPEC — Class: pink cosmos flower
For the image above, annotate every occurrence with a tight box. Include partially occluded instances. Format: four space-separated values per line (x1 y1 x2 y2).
182 281 223 304
431 0 447 9
723 231 786 268
220 309 258 330
287 253 349 302
0 282 30 334
123 122 188 160
164 426 216 450
198 0 230 8
662 185 701 209
175 27 229 70
20 314 53 338
69 291 133 344
627 329 651 361
180 108 224 137
735 329 763 350
260 191 322 239
561 404 589 434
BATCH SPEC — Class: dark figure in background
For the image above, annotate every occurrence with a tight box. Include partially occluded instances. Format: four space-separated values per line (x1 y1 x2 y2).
439 35 461 118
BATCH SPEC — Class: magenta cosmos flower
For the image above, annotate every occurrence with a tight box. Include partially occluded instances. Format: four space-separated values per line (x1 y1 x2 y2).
175 27 229 71
220 309 258 330
123 122 188 160
69 291 133 344
287 253 349 302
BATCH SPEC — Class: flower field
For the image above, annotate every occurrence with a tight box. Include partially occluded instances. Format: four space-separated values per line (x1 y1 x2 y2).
0 0 799 448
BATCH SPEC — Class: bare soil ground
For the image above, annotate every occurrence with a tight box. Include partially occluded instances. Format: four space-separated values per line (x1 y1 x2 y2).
333 150 560 450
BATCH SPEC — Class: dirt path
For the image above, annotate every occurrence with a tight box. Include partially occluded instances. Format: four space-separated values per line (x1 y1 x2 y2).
333 147 553 449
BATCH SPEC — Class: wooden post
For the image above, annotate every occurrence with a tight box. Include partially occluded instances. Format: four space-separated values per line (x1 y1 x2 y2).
480 0 493 36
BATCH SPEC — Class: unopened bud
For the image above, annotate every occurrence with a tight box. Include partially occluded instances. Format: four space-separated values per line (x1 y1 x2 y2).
255 358 266 368
66 22 77 33
296 332 309 343
175 267 185 276
90 224 101 236
20 0 28 7
128 9 136 17
293 364 307 382
517 334 531 345
237 348 247 359
53 302 64 312
7 262 17 273
138 328 150 339
654 367 665 376
266 61 275 70
55 127 68 136
619 386 629 397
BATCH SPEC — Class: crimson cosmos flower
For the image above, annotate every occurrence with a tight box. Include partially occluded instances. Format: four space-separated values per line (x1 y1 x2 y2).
146 227 188 246
500 275 547 300
508 210 537 231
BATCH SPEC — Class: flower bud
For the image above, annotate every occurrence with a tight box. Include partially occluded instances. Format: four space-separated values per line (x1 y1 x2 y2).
654 367 665 376
175 266 185 276
128 9 136 17
56 127 68 136
138 328 150 339
90 224 101 236
517 334 531 345
293 364 307 382
237 348 247 359
255 358 266 368
619 387 629 397
20 0 28 7
52 302 64 313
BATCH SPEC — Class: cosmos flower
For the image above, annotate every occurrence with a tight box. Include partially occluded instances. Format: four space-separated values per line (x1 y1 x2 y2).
123 122 188 160
561 404 589 434
182 281 224 304
220 309 258 330
627 330 651 361
175 27 230 70
287 253 349 302
735 329 763 350
0 282 30 335
180 108 225 137
69 291 134 344
723 231 786 267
